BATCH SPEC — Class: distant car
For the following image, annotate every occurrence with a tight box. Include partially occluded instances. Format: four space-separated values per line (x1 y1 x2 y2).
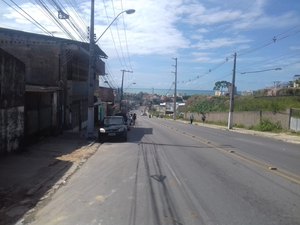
98 116 127 142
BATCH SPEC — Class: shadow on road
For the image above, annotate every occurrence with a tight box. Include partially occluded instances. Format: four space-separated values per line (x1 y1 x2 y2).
128 142 185 225
0 132 95 225
128 127 153 143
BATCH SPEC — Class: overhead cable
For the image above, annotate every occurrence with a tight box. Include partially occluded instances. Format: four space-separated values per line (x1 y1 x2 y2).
120 0 133 71
2 0 54 36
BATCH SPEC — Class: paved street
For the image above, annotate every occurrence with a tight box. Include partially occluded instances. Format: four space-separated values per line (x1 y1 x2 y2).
21 116 300 225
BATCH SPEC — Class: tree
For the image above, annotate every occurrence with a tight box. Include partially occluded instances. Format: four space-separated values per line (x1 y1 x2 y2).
213 81 231 93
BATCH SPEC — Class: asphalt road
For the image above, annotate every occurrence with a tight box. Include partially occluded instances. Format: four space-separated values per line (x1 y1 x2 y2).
25 116 300 225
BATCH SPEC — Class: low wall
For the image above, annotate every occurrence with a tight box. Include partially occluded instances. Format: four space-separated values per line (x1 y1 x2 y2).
290 117 300 132
185 110 290 130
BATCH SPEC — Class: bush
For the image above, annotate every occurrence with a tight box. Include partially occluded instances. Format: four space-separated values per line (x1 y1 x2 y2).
253 119 282 132
235 124 246 128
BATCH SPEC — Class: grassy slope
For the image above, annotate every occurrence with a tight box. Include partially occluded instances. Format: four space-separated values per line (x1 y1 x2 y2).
186 95 300 113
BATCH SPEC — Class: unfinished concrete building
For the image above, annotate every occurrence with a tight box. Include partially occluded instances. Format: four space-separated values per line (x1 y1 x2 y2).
0 28 107 153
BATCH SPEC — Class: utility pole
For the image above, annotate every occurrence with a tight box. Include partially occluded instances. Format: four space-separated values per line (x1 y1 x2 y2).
87 0 95 138
172 57 177 120
228 52 237 129
120 69 133 111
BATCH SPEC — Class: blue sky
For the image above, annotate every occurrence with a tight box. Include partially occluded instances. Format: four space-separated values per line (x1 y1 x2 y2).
1 0 300 92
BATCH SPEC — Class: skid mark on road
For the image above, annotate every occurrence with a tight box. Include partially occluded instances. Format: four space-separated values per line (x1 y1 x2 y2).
140 142 183 225
128 146 141 225
132 134 217 225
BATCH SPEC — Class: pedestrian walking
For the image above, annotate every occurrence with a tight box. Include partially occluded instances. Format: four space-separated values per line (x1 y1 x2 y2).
132 113 137 125
190 113 194 124
201 113 206 124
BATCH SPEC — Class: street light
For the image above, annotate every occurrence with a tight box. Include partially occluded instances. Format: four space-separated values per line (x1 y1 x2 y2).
95 9 135 43
87 2 135 138
240 68 282 74
125 82 136 91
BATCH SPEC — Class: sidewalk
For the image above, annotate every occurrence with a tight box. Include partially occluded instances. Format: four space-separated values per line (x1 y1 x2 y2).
0 132 100 225
171 118 300 145
194 121 300 145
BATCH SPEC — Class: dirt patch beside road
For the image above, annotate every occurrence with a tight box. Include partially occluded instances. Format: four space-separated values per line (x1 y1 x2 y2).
56 143 99 163
0 134 100 225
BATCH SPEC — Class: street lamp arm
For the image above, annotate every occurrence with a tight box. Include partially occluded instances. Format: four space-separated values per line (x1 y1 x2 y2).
241 67 282 74
125 82 136 90
95 9 135 43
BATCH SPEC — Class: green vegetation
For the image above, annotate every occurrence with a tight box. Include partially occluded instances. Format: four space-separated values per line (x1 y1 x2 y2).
205 120 227 126
213 81 231 92
186 95 300 113
234 96 300 112
186 96 229 112
292 108 300 118
250 119 282 132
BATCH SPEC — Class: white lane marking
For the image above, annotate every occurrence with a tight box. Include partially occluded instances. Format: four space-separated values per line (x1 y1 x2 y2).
160 154 182 186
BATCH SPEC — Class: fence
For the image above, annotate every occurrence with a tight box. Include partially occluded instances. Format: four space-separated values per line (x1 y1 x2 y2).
290 108 300 132
185 109 296 131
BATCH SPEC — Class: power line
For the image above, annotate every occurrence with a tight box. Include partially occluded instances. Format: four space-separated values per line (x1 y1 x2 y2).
52 0 88 41
105 63 119 88
238 25 300 57
180 25 300 87
110 0 130 70
2 0 54 36
164 82 174 96
36 0 76 39
102 0 126 69
47 0 87 41
64 0 88 30
109 0 130 70
120 0 133 71
179 54 234 85
238 52 300 73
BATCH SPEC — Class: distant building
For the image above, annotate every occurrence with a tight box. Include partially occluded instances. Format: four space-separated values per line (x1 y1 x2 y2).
214 90 228 96
241 90 254 96
214 84 237 96
293 75 300 88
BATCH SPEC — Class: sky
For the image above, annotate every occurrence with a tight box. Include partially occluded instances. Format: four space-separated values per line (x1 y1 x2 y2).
0 0 300 93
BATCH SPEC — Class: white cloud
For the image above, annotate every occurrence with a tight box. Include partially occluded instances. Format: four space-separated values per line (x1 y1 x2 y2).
234 11 299 30
190 52 214 63
94 0 190 58
192 36 251 50
290 46 300 51
1 3 54 32
183 7 242 26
